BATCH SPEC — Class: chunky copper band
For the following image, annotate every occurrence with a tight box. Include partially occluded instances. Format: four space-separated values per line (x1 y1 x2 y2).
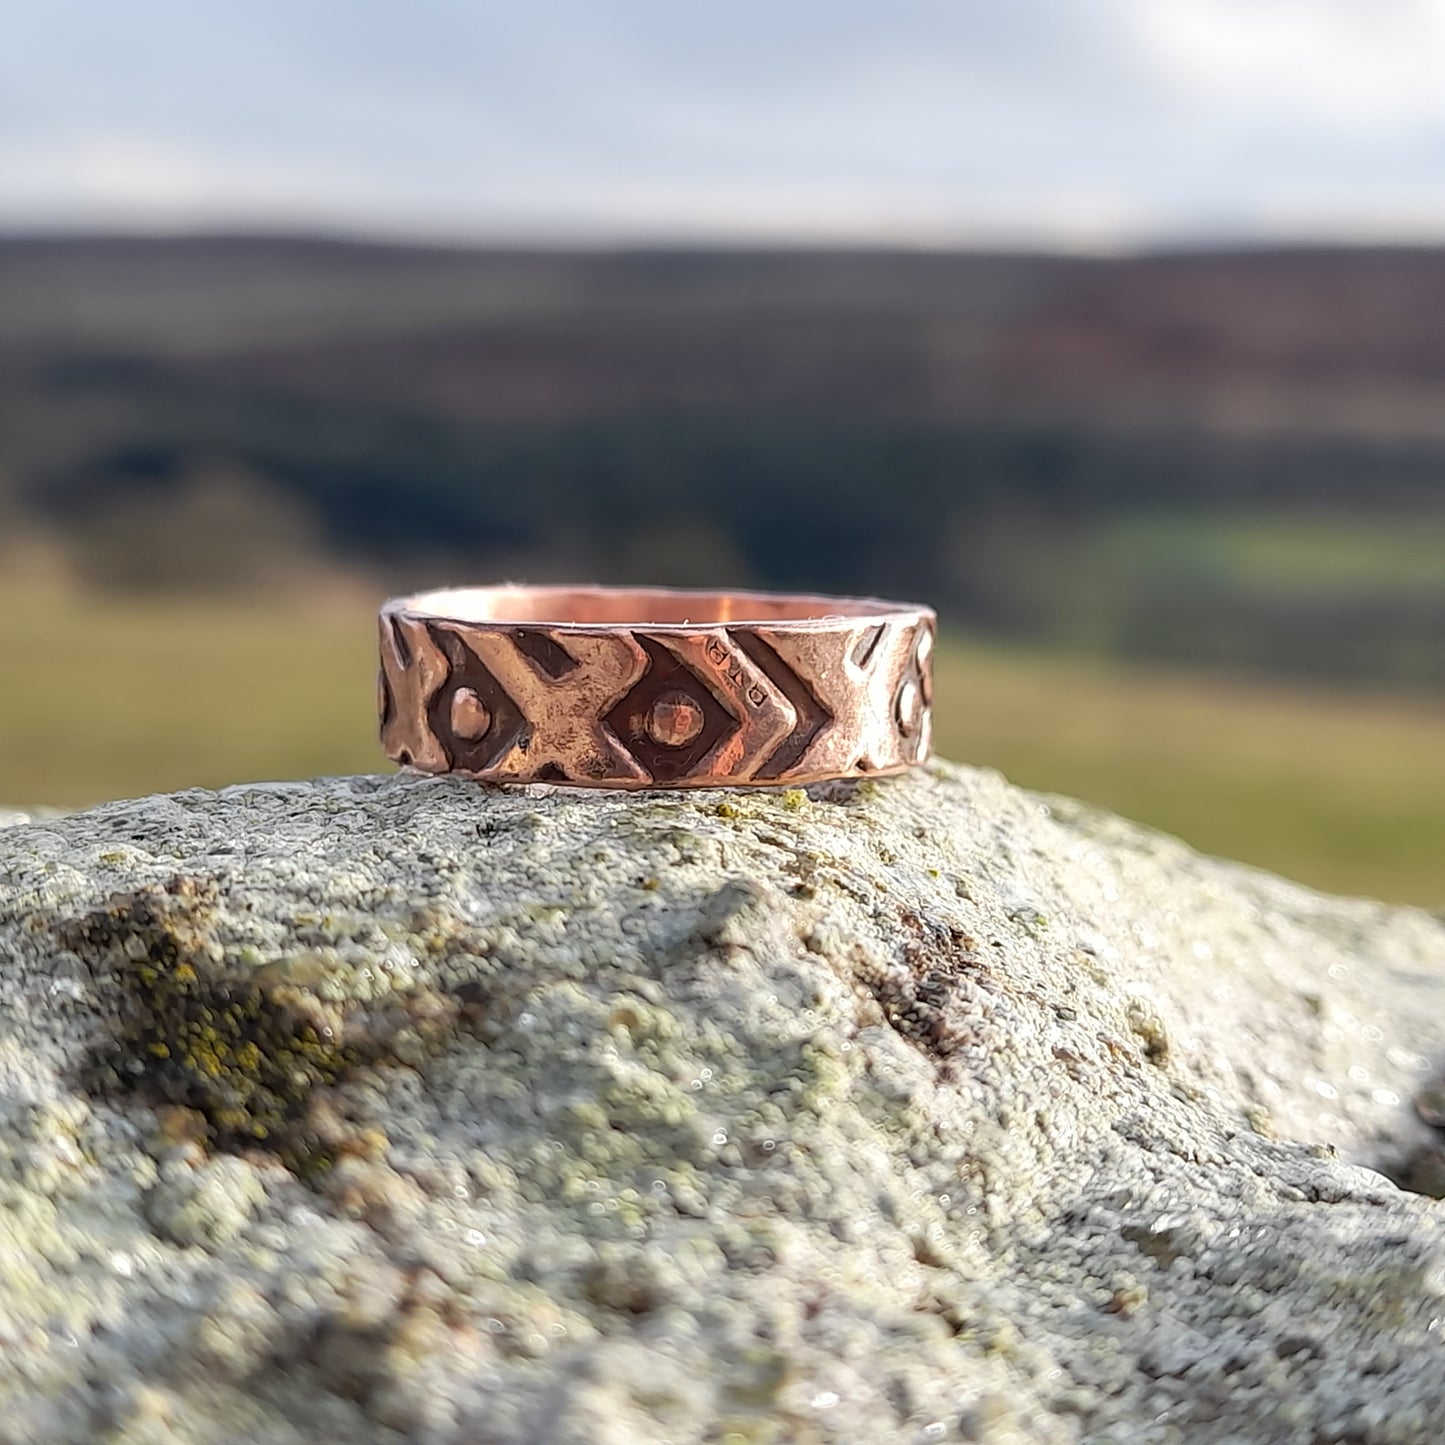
378 585 935 789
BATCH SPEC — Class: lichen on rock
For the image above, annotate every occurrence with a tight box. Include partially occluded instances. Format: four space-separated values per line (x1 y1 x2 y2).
65 874 463 1174
0 763 1443 1444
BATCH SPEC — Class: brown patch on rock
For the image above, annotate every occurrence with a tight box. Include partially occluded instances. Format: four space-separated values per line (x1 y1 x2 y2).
1125 1000 1171 1066
851 909 988 1060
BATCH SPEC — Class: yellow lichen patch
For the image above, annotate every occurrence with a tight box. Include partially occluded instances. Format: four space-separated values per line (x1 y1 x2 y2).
66 877 461 1177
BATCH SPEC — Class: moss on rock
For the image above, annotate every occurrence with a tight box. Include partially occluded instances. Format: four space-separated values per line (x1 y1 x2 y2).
66 876 459 1174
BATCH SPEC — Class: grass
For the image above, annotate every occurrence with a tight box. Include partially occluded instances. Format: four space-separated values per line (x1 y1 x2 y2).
2 586 1443 907
931 647 1445 906
1094 511 1445 592
4 589 381 808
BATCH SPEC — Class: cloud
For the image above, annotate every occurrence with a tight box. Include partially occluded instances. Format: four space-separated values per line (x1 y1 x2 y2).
2 0 1444 244
1128 0 1445 132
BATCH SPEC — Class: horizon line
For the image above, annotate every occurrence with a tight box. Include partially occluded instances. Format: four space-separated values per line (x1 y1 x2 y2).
5 221 1445 261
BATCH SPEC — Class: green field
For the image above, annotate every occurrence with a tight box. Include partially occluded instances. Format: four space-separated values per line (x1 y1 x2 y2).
2 588 1443 907
1093 511 1445 592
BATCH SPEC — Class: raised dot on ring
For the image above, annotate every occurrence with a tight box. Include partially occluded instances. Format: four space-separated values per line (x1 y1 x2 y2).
646 689 705 748
450 687 493 742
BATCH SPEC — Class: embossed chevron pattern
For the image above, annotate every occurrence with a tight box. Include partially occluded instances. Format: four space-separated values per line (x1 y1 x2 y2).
379 592 934 789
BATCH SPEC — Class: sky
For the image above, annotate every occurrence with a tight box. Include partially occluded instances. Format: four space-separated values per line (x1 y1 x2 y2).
4 0 1445 247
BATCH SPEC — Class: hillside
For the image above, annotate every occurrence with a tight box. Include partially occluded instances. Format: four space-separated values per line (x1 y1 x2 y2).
3 237 1444 685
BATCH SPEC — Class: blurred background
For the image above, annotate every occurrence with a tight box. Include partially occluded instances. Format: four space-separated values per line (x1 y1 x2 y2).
2 1 1443 904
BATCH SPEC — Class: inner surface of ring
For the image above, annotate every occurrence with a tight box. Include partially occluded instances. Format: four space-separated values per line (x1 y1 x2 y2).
401 586 915 626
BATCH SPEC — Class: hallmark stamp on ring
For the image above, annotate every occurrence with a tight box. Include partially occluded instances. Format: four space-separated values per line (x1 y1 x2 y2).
704 635 768 707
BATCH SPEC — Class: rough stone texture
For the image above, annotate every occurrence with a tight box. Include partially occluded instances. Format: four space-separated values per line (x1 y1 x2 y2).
0 762 1443 1445
0 807 64 831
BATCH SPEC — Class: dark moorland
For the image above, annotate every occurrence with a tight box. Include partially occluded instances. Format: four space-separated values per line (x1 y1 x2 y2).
3 236 1445 687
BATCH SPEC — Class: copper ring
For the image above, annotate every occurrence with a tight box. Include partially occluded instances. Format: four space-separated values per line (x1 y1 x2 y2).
378 585 935 789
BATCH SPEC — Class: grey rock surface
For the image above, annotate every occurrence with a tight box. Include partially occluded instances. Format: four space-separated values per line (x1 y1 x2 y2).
0 762 1443 1445
0 806 65 830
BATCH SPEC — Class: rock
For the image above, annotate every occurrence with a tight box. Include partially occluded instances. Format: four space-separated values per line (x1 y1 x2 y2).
143 1156 267 1247
0 762 1442 1444
0 806 65 830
